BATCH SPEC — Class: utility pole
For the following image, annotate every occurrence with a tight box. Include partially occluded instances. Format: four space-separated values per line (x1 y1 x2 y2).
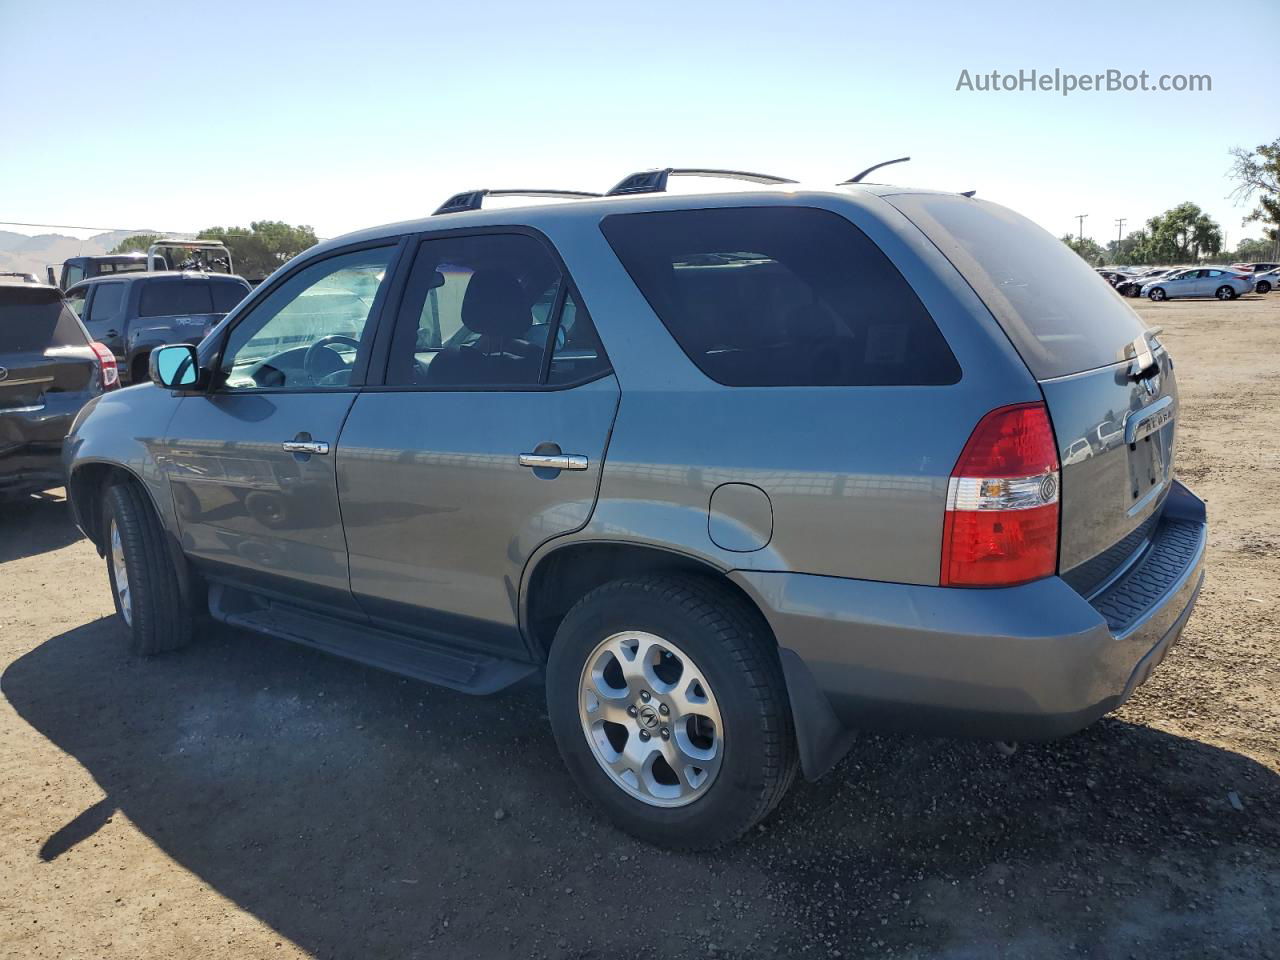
1115 218 1126 245
1076 213 1088 244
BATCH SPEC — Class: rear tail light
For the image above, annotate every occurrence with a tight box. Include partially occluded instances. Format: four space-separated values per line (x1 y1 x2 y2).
90 341 119 390
941 402 1060 587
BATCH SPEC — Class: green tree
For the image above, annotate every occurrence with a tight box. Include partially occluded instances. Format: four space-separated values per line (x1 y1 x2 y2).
1106 229 1150 265
1143 202 1222 263
196 221 318 280
1060 234 1105 265
1230 139 1280 241
1231 235 1280 262
109 233 162 254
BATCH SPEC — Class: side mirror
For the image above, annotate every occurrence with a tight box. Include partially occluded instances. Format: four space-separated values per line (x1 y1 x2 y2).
150 344 204 390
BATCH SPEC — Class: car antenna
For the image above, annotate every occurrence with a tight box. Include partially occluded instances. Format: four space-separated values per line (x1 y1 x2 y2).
838 156 910 184
961 190 977 197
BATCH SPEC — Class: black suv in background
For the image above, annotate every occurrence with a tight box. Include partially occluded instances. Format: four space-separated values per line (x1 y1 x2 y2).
1 281 117 499
65 272 251 384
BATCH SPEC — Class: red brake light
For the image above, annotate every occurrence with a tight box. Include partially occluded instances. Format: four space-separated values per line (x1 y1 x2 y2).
90 341 119 390
941 403 1060 587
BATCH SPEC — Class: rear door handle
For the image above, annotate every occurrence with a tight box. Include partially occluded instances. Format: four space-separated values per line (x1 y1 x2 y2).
518 452 588 471
282 440 329 455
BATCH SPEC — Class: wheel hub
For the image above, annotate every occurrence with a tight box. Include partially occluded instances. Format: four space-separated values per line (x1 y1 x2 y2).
636 702 661 730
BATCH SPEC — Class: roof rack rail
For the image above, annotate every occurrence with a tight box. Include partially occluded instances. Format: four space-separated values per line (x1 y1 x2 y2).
433 189 603 216
838 156 911 185
605 168 797 197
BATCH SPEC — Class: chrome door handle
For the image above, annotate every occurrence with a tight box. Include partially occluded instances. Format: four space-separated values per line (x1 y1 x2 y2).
518 452 588 471
282 440 329 455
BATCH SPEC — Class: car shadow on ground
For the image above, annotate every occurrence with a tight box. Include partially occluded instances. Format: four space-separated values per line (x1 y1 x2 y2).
0 489 83 563
4 618 1278 960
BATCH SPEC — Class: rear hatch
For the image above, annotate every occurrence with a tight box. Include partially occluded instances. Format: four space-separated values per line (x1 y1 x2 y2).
886 194 1177 596
0 286 97 435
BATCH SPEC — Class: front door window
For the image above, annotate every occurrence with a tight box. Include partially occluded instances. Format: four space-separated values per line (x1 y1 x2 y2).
219 246 395 390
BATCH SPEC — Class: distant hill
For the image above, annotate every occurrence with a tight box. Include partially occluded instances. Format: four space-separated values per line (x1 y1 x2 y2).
0 229 163 279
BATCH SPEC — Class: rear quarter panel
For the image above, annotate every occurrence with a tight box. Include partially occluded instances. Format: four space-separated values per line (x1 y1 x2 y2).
529 192 1043 586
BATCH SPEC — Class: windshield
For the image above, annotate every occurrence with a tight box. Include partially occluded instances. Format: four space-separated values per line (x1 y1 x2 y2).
886 193 1151 379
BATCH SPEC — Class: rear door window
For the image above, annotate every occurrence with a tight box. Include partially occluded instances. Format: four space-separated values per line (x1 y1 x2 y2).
386 233 610 388
600 206 959 387
138 280 214 317
885 194 1150 379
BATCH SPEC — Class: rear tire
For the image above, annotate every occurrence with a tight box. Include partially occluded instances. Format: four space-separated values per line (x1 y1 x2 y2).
104 482 194 656
546 575 797 850
1257 281 1272 294
1148 287 1167 301
1215 285 1237 300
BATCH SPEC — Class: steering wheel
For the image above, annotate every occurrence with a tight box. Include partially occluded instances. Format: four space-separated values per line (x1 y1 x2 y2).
304 335 361 384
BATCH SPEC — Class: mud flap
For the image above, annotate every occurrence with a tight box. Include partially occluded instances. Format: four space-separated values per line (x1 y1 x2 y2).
779 647 858 780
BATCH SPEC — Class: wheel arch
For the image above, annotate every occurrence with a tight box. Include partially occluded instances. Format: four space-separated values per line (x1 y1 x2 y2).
521 540 775 662
68 460 147 555
71 458 205 612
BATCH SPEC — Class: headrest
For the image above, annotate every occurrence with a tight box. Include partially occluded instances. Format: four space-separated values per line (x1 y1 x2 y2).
461 270 530 338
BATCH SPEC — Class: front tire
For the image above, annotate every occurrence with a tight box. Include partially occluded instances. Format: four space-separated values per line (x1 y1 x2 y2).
1257 281 1272 294
1215 285 1237 300
546 575 797 850
1148 287 1167 301
104 482 194 656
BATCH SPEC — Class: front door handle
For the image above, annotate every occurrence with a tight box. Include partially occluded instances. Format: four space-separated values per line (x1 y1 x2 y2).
518 452 588 471
282 440 329 455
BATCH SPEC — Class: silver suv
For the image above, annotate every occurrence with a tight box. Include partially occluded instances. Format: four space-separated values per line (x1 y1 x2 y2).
63 170 1207 849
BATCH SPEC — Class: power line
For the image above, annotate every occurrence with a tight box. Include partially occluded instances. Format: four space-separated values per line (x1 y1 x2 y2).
2 219 330 243
1 219 192 235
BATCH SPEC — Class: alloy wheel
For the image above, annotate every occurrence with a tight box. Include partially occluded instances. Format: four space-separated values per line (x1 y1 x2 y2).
109 518 132 626
578 631 723 807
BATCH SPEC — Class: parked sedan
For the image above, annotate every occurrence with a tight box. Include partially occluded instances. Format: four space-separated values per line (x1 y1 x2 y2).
1117 268 1179 297
1252 268 1280 294
1142 268 1252 301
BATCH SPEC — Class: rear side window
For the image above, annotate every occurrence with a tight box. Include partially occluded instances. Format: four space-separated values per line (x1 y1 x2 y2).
600 207 959 386
138 281 214 317
0 288 89 352
885 194 1150 379
211 280 249 313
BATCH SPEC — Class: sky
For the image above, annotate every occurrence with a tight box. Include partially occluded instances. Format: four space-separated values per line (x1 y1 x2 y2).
1 0 1277 248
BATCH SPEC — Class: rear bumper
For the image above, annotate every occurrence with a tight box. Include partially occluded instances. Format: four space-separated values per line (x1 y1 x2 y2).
732 480 1207 778
0 397 85 495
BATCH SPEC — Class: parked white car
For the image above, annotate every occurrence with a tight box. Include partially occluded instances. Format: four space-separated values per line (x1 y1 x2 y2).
1252 268 1279 294
1142 267 1252 301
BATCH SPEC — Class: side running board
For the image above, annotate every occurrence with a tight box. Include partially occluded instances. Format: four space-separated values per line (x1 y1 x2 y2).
209 586 535 695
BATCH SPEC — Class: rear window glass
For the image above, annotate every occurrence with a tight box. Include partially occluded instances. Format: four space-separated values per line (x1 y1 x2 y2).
98 261 146 275
211 280 248 313
600 207 959 387
138 281 214 317
885 194 1150 379
0 288 89 352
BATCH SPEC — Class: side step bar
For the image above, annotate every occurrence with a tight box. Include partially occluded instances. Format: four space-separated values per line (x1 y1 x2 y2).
209 586 536 695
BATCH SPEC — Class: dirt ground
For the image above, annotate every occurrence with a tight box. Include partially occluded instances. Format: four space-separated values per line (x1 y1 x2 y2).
1 294 1277 960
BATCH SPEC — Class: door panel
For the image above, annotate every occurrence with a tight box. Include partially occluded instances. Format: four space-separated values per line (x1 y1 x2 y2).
337 375 620 654
164 392 363 611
